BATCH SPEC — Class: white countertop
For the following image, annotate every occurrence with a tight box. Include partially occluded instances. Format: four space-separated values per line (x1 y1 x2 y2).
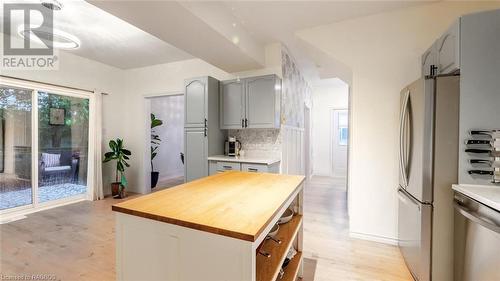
452 184 500 212
207 155 281 165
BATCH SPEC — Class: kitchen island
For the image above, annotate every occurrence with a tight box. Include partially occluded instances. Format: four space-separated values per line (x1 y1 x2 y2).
112 171 305 281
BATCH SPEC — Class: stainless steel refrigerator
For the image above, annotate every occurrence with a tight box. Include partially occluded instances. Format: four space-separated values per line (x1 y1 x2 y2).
398 75 459 281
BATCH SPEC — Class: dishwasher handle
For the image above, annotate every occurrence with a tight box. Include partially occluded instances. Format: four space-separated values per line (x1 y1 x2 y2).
454 202 500 234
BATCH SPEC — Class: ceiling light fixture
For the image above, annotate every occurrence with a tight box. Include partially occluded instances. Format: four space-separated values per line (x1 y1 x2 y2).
18 25 81 50
40 0 63 11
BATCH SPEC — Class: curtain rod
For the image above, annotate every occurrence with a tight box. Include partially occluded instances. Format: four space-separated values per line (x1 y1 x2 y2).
0 75 109 95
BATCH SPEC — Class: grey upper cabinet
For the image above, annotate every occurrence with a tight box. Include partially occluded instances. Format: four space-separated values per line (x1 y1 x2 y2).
220 80 245 129
421 19 461 77
220 74 281 129
246 75 280 129
185 78 206 128
437 19 460 75
421 42 438 77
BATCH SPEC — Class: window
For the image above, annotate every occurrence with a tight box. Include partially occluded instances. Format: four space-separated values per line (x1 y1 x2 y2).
338 110 348 146
339 127 348 146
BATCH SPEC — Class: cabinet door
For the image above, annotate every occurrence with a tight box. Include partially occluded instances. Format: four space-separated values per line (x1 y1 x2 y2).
216 161 241 172
245 76 279 129
437 20 460 74
421 43 437 77
185 79 206 128
220 80 245 129
241 163 268 173
184 129 207 182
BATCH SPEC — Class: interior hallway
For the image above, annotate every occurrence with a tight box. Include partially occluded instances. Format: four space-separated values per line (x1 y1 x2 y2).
302 176 412 281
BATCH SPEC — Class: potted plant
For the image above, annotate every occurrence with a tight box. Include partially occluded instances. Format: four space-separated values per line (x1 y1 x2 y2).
151 113 163 188
103 138 131 198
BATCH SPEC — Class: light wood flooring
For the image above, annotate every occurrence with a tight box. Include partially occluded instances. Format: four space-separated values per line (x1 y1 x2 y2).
302 176 412 281
0 176 411 281
153 175 184 192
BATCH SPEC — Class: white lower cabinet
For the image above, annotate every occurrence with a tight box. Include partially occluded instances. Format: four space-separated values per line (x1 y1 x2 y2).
209 160 280 175
216 161 241 172
242 163 280 174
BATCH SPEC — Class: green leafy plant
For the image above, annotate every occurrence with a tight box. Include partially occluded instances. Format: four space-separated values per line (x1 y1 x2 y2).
150 114 163 172
103 138 131 188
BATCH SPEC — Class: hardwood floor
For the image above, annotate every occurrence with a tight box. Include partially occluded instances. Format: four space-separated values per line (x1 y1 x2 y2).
0 195 138 281
302 176 412 281
153 175 184 192
0 176 411 281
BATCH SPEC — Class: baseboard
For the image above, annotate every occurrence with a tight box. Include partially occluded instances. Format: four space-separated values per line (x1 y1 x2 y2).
0 214 27 224
349 231 398 246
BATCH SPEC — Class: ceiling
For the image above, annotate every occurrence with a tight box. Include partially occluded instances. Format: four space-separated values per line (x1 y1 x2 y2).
2 0 193 69
178 1 432 81
2 0 433 74
220 1 431 44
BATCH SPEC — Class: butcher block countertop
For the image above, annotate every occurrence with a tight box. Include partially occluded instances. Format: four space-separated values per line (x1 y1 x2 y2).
112 171 305 242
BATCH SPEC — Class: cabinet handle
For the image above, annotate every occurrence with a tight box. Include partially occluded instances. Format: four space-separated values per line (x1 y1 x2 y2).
204 127 207 137
245 118 248 128
204 118 207 127
248 168 258 172
430 65 437 77
242 119 244 128
223 166 232 170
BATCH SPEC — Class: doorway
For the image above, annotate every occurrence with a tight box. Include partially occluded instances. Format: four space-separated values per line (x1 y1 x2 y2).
330 109 348 179
0 79 94 215
145 94 184 192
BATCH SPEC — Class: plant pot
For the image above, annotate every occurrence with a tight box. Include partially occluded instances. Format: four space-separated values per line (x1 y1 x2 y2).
119 187 127 199
111 182 127 199
151 172 159 188
111 182 121 197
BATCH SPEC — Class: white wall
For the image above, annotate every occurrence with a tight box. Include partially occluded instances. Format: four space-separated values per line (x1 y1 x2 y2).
311 79 348 177
297 1 500 242
150 95 184 181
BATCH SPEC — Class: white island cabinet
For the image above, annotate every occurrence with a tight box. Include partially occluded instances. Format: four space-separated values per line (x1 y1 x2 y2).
113 171 305 281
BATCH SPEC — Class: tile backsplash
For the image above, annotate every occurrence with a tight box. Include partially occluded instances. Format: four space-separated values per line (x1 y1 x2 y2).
228 129 281 157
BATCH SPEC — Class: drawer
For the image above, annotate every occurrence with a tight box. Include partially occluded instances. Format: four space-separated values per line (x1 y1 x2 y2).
216 161 241 171
241 163 268 173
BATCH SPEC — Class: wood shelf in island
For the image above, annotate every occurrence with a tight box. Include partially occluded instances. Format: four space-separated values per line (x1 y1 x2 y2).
281 251 303 281
256 215 303 281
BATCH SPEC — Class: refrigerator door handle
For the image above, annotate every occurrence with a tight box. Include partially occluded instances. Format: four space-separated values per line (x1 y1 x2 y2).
454 202 500 234
399 90 410 188
398 189 420 211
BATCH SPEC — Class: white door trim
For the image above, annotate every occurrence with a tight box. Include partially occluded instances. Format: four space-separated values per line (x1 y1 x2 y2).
143 92 184 194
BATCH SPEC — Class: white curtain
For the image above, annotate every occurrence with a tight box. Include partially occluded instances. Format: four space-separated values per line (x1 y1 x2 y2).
92 91 104 200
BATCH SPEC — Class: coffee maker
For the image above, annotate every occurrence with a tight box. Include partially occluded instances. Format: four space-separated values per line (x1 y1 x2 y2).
225 137 241 156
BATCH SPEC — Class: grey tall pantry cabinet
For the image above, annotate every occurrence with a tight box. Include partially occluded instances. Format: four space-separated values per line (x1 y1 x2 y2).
184 77 225 182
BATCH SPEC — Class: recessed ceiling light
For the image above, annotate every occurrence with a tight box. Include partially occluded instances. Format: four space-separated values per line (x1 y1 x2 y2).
18 25 81 50
40 0 63 11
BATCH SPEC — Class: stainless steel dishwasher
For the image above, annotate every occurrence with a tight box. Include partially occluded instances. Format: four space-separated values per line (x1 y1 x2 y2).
454 192 500 281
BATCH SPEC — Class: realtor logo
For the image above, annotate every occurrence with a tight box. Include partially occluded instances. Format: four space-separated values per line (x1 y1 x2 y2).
2 3 58 69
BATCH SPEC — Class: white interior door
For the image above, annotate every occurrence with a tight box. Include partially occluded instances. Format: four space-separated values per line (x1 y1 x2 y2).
331 109 348 178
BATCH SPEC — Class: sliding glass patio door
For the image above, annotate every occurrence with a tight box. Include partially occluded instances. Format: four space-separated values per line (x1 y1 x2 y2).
0 86 33 211
37 92 89 203
0 80 93 213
